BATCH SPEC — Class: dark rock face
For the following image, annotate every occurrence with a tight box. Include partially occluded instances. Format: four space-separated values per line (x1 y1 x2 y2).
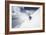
29 16 32 20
